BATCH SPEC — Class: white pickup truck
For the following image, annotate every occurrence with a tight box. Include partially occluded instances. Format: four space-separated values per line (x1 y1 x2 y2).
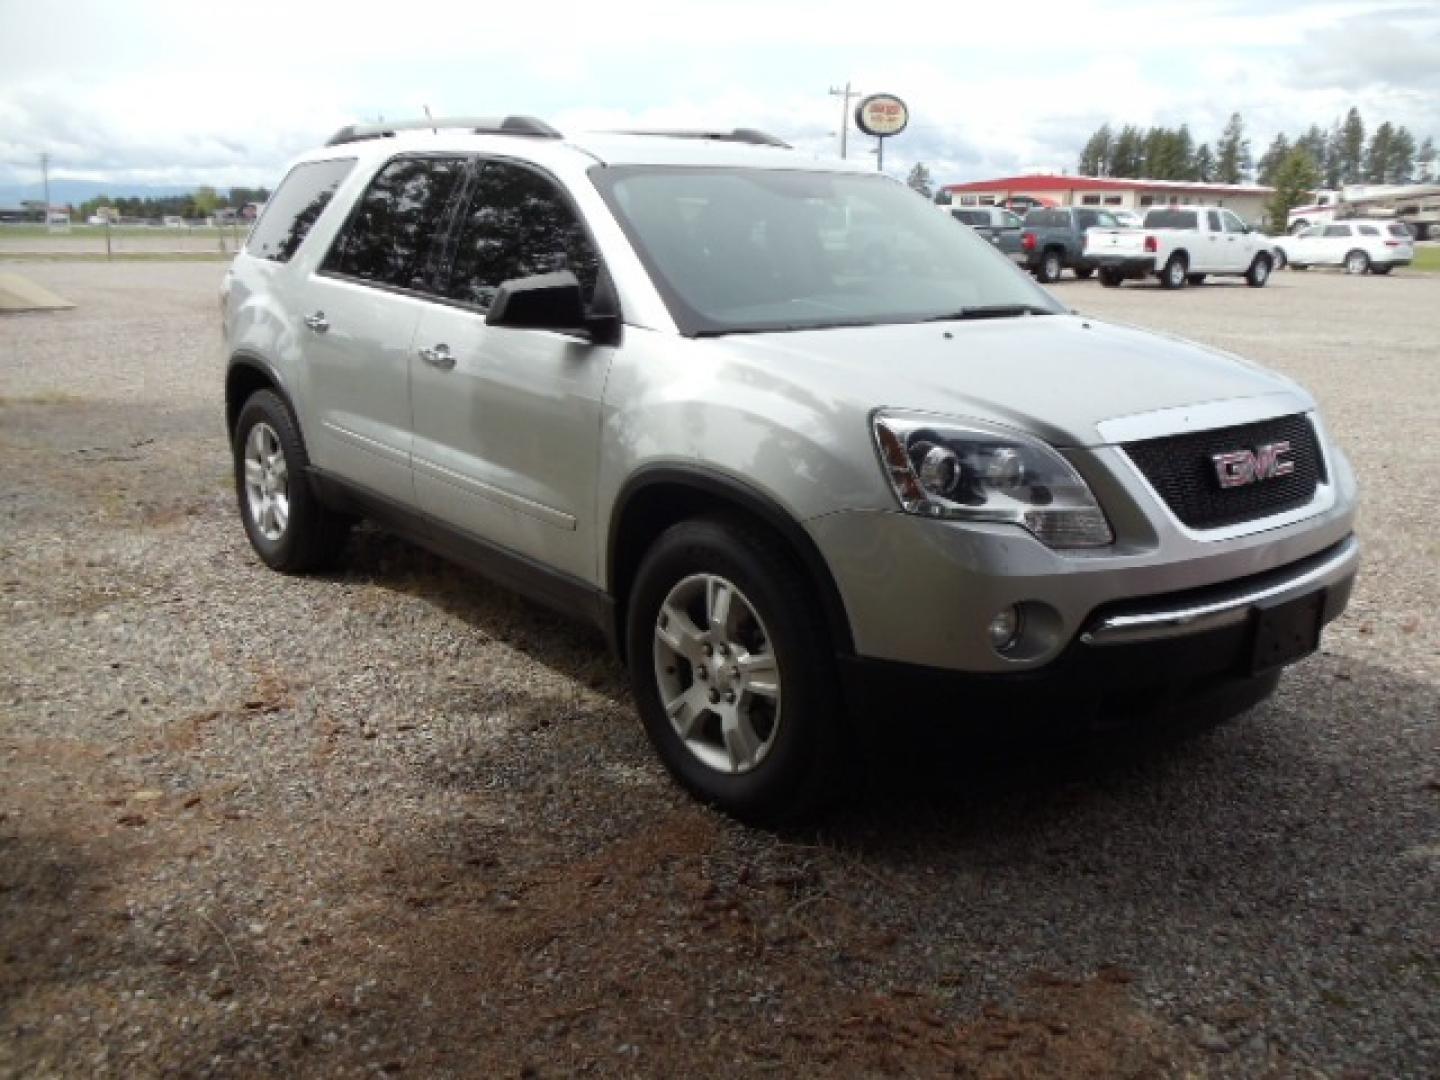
1084 207 1275 289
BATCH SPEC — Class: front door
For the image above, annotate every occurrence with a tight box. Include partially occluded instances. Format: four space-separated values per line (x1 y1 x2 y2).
300 154 468 505
1220 210 1256 271
409 159 614 583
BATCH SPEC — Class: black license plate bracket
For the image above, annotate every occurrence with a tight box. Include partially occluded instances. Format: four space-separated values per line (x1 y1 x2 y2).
1249 591 1325 674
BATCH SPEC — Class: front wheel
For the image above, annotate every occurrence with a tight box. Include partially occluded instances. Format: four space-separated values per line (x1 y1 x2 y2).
233 390 350 572
1098 268 1124 288
1159 255 1188 290
1245 254 1272 287
1345 249 1370 275
626 517 845 823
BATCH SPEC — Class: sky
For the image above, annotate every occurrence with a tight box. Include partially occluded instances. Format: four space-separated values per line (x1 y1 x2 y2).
1 0 1437 197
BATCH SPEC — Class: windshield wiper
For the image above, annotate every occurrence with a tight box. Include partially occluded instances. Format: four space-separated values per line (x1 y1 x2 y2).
923 304 1055 322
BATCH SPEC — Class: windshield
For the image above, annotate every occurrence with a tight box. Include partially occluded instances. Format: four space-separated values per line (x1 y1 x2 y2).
591 166 1061 336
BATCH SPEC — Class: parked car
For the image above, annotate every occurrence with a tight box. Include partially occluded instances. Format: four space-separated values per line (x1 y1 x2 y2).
948 205 1025 258
1275 221 1413 275
1084 206 1274 288
1017 207 1120 282
162 215 187 228
222 116 1358 821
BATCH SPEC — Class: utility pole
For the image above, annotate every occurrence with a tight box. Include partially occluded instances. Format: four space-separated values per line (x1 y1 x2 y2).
828 82 862 159
40 152 51 215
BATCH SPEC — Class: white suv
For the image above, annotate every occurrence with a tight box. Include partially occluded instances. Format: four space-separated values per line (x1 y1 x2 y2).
1276 221 1414 274
223 116 1359 821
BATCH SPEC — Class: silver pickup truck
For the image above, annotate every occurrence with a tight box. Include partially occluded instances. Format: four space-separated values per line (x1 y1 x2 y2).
1085 207 1275 289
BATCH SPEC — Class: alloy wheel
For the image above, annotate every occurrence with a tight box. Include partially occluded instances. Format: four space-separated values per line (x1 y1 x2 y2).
243 422 289 541
653 573 782 775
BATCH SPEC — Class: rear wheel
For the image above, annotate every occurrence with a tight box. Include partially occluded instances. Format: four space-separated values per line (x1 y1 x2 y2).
1099 268 1124 288
626 517 845 823
1159 254 1188 289
233 390 350 572
1344 249 1370 275
1035 249 1063 284
1245 254 1272 287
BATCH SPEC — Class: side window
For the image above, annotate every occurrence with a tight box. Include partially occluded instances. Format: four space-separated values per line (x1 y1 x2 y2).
1322 224 1350 238
444 161 600 310
1001 211 1022 229
1074 210 1096 229
246 158 355 263
1094 211 1118 228
321 156 468 292
1357 225 1380 236
1206 210 1223 231
1222 211 1247 233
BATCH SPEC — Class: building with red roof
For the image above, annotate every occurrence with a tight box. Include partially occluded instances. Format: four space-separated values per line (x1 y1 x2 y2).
941 174 1274 224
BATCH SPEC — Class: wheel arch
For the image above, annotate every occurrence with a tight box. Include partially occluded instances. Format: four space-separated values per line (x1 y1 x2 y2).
225 353 294 437
607 466 855 663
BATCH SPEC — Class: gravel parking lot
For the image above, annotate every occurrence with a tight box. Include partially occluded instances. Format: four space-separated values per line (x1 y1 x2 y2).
2 260 1437 1078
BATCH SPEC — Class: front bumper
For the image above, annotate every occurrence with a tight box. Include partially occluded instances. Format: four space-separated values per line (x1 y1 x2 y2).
1088 254 1156 275
839 535 1357 720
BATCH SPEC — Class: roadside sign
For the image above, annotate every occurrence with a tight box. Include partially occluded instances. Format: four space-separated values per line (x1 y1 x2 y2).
855 94 909 138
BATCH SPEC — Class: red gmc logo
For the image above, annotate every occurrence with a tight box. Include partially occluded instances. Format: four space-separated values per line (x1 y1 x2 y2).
1212 441 1295 488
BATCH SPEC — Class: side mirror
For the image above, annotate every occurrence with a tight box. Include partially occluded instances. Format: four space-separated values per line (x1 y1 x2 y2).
486 270 622 346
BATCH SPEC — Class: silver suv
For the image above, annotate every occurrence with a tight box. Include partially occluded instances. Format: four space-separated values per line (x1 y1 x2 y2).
223 116 1359 821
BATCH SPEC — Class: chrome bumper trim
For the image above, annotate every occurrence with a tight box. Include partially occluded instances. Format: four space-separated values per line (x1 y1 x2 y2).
1080 535 1359 646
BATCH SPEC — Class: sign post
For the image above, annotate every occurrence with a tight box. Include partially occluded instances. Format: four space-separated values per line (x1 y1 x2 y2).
854 93 909 172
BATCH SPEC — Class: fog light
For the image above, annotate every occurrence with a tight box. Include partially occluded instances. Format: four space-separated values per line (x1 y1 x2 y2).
988 605 1023 653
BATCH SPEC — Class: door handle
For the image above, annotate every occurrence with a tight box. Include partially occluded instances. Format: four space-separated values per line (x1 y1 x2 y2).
303 310 329 333
418 343 455 370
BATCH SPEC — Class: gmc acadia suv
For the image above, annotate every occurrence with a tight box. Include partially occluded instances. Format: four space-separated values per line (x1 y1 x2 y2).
222 115 1359 821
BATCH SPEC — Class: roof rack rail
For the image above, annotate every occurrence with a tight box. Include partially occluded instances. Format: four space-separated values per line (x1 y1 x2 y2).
325 115 562 147
611 128 792 149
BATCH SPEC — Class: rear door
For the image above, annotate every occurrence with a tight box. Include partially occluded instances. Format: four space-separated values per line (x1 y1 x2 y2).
297 154 468 504
1319 223 1353 266
409 159 614 582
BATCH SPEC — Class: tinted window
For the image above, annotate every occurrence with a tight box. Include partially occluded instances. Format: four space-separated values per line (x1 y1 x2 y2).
1322 225 1351 238
443 162 600 310
1388 223 1412 238
951 209 985 226
246 158 354 263
1095 211 1119 228
1146 209 1199 229
1001 211 1022 228
1358 225 1380 236
1023 209 1066 228
322 156 467 291
1207 211 1223 231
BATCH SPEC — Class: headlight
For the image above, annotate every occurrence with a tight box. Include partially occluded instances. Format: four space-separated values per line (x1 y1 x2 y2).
872 411 1113 548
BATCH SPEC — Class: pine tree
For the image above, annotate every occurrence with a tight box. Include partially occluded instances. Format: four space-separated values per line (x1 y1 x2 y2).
1193 144 1215 182
1323 120 1344 188
1258 134 1292 186
1175 125 1196 180
1418 137 1437 181
1364 122 1394 183
1296 125 1327 169
1111 126 1145 177
1266 148 1323 232
906 162 934 198
1386 127 1416 183
1215 113 1252 184
1078 124 1114 176
1340 107 1365 183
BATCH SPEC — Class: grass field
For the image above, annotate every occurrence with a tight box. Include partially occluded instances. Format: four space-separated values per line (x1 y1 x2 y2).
1410 245 1440 272
1 224 241 240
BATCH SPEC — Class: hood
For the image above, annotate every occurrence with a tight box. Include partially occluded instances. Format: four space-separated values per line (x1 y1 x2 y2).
710 313 1310 447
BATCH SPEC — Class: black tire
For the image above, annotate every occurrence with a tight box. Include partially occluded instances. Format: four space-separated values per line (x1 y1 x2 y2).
1291 263 1309 271
1035 249 1063 284
626 516 845 824
1159 254 1188 289
1272 247 1287 270
1187 273 1207 285
1245 254 1272 287
1344 249 1370 275
1372 265 1393 275
1073 266 1095 280
233 389 350 573
1098 267 1124 288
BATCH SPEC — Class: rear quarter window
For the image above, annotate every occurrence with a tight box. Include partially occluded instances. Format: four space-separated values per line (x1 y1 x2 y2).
1145 209 1198 229
246 158 355 263
1387 223 1412 238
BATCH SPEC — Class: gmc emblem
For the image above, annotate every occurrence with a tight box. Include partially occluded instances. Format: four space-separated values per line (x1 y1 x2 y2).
1212 441 1295 489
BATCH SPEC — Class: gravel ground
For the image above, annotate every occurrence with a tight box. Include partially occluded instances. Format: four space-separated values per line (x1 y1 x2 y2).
1 260 1437 1078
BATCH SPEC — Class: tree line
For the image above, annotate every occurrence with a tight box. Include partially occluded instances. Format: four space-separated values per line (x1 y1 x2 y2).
75 185 271 220
1078 109 1434 189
